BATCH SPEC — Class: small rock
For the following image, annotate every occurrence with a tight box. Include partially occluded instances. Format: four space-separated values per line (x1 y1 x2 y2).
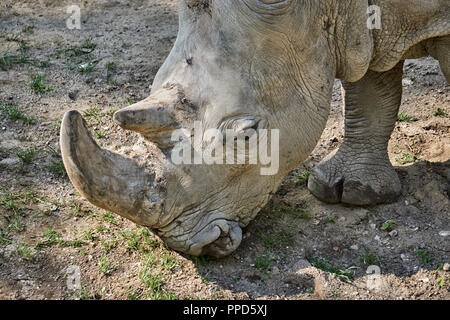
400 254 409 262
0 158 20 168
439 231 450 237
402 78 413 86
389 230 398 238
370 223 377 230
290 259 312 273
443 263 449 271
350 245 359 250
272 266 280 275
413 190 425 201
68 90 79 100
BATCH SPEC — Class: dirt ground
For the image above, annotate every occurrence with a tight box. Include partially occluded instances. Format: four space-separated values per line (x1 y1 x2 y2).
0 0 448 300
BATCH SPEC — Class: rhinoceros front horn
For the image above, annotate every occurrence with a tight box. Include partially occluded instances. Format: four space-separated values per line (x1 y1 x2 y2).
60 110 163 227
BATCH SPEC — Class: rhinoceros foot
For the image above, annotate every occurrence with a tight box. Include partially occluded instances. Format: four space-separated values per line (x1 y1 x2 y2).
308 149 402 206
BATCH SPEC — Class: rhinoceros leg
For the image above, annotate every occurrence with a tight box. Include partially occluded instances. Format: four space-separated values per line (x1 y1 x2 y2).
308 62 404 205
426 36 450 83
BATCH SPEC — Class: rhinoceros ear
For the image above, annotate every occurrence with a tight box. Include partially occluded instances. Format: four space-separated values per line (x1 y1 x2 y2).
336 2 374 82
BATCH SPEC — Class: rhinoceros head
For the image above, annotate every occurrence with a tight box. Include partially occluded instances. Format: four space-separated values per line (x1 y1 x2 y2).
61 0 372 257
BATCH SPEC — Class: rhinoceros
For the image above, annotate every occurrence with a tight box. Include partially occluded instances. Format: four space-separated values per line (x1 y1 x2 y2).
60 0 449 257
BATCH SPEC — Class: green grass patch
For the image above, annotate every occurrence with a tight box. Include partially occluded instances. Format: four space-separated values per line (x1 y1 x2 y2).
78 61 95 73
279 205 310 220
294 170 310 182
118 228 160 253
0 189 40 212
105 61 116 71
434 108 448 117
307 256 354 283
29 73 53 93
94 129 106 139
395 152 419 165
59 38 96 58
82 106 103 125
0 102 35 124
100 239 117 254
21 26 34 33
98 256 115 276
16 147 35 165
397 111 417 123
261 229 294 250
35 229 61 248
0 230 12 247
380 219 396 232
138 257 177 300
15 243 32 260
36 229 85 249
44 159 67 178
253 255 273 271
416 249 432 266
126 97 135 105
360 249 381 265
100 211 117 225
0 52 32 70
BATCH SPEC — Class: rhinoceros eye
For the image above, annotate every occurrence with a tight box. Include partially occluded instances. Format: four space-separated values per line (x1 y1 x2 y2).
218 115 268 146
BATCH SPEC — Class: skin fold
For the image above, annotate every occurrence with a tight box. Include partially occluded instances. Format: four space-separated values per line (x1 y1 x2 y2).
60 0 450 257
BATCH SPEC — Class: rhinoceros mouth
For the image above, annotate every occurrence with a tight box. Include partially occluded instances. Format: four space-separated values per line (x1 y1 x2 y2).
158 215 243 258
201 220 242 257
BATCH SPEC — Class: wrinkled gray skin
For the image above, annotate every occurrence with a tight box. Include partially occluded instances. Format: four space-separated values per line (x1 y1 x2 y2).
60 0 450 257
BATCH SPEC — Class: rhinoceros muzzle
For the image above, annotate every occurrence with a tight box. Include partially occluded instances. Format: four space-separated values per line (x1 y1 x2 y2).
60 86 245 258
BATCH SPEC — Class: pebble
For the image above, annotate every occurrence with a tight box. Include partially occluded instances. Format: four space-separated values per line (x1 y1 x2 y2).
350 245 359 250
389 230 398 238
0 158 20 168
290 259 312 273
439 231 450 237
443 263 449 271
272 266 280 275
370 223 377 230
400 254 409 262
68 90 79 100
